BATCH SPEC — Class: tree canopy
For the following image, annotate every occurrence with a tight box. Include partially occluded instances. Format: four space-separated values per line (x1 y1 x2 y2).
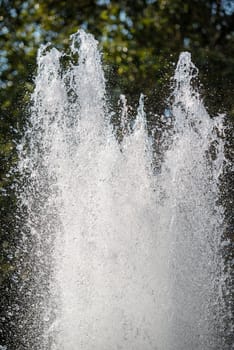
0 0 234 302
0 0 233 347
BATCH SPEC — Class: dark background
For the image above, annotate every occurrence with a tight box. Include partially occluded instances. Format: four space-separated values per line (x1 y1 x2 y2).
0 0 233 347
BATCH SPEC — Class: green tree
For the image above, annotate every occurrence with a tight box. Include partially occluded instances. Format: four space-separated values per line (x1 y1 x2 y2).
0 0 233 337
1 0 234 285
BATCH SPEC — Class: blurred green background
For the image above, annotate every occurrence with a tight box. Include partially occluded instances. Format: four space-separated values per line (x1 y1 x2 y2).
0 0 233 344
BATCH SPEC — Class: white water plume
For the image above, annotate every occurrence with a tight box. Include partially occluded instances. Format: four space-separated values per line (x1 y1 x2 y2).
17 30 231 350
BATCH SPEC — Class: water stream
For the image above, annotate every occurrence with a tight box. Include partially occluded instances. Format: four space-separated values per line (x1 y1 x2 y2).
16 30 231 350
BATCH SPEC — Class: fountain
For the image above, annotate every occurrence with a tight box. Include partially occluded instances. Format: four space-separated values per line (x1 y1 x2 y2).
14 30 231 349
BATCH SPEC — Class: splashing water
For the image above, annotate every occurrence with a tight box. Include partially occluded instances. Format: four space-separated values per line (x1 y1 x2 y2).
16 30 231 350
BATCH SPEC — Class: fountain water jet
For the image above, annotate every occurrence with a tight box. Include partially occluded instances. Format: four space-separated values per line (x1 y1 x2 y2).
16 30 231 350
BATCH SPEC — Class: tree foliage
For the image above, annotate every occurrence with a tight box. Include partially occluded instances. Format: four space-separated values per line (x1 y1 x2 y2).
0 0 233 285
0 0 233 347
